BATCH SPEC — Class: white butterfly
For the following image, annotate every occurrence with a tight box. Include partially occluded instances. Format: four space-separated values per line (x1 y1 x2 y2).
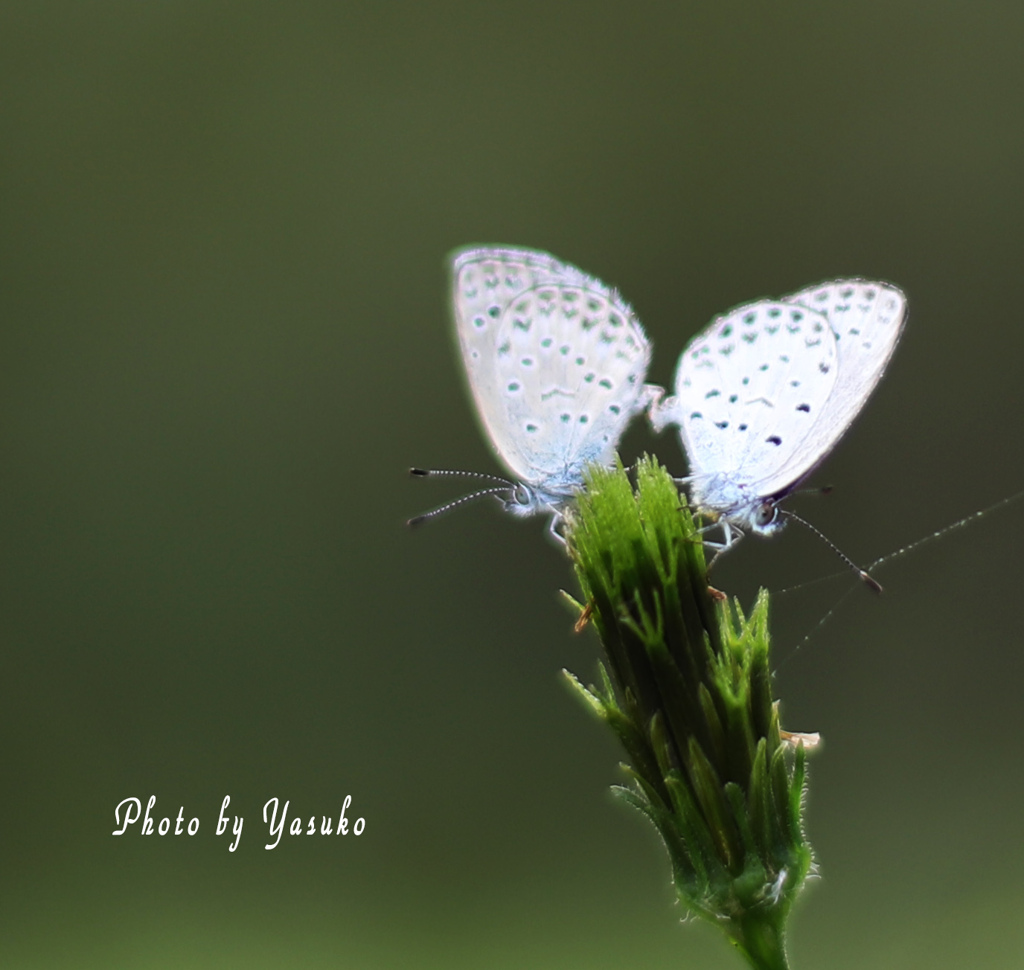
652 279 907 564
411 246 663 535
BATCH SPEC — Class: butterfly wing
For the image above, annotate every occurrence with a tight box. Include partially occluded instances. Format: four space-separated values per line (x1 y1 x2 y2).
782 279 907 479
451 247 658 495
658 300 839 503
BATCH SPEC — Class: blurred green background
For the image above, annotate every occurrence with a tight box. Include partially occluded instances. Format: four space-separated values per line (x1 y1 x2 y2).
2 2 1023 967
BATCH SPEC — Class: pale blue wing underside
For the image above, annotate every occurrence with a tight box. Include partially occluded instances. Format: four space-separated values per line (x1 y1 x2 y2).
652 278 906 519
452 246 661 500
781 279 907 490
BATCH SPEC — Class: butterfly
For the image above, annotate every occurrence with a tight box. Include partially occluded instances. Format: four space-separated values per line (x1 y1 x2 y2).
410 246 662 537
651 279 907 583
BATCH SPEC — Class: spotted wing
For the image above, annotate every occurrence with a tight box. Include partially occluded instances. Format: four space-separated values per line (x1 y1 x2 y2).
451 246 657 493
781 279 907 483
656 300 840 497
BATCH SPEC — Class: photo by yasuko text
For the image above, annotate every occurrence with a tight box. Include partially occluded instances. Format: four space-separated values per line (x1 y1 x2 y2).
112 795 367 851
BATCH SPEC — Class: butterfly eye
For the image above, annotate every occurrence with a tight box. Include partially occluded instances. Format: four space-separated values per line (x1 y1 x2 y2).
512 484 533 506
754 503 777 528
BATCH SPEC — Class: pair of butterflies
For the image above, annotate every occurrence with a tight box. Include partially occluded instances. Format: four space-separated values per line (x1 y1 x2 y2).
412 246 907 565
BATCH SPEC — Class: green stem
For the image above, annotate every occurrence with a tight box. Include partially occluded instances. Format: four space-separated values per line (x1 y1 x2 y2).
732 912 791 970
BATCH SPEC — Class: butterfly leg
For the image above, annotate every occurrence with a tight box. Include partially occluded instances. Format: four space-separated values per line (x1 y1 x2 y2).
700 519 744 570
547 511 568 547
696 518 739 550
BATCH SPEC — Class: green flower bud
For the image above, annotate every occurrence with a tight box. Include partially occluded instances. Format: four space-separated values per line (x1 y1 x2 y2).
564 457 813 970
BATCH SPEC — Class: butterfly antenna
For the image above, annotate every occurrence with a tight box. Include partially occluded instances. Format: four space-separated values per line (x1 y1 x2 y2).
407 486 514 528
789 483 833 499
866 487 1024 572
409 467 515 486
407 468 519 528
780 509 883 594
